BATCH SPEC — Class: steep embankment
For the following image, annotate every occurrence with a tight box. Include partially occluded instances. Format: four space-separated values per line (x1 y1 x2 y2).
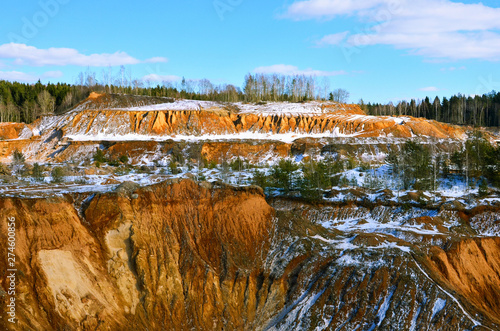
59 106 465 139
1 180 499 330
0 93 470 164
0 123 32 140
0 180 274 330
424 238 500 325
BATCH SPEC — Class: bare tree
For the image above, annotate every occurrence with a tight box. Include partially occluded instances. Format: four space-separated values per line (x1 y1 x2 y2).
37 90 55 116
321 77 330 100
331 88 350 103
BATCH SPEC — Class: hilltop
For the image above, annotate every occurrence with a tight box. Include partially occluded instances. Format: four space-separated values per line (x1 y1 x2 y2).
0 93 473 165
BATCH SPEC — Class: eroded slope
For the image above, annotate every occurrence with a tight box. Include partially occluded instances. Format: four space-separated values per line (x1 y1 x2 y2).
0 180 499 330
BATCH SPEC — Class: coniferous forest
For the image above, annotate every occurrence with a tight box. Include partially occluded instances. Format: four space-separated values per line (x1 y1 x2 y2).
364 93 500 127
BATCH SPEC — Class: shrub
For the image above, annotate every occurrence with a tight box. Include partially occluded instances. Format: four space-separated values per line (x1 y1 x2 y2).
114 166 131 176
359 163 371 172
119 155 129 164
0 163 9 175
301 159 336 191
51 167 65 183
32 163 44 182
171 145 185 164
208 160 217 169
12 149 25 165
271 159 299 193
11 149 26 175
93 149 107 163
107 160 120 167
252 170 269 190
168 161 181 175
230 158 244 171
339 176 350 187
478 179 489 197
345 157 356 170
331 160 344 174
300 188 323 201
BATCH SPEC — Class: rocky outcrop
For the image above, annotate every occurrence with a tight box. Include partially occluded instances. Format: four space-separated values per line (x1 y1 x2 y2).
58 108 465 139
0 180 274 330
425 238 500 325
1 180 499 330
0 95 470 165
0 123 31 140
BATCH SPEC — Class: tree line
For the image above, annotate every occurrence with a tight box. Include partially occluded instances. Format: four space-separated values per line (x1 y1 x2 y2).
3 66 500 128
0 67 352 124
364 91 500 127
243 73 349 103
0 80 89 123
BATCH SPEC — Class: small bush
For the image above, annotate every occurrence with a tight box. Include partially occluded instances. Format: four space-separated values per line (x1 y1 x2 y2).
114 166 131 176
171 145 185 164
168 161 181 175
12 149 25 165
271 159 299 193
300 188 323 202
93 149 107 163
107 160 120 167
252 170 269 190
208 160 217 169
51 167 65 183
119 154 129 164
32 163 44 182
479 179 489 197
339 176 350 187
230 158 244 171
0 163 9 175
345 157 356 170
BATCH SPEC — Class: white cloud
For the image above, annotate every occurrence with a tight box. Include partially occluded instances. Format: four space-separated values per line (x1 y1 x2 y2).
144 57 169 63
142 74 181 82
42 70 64 78
317 31 349 45
440 66 466 71
0 70 64 83
284 0 386 20
254 64 346 76
285 0 500 61
0 43 167 67
419 86 440 92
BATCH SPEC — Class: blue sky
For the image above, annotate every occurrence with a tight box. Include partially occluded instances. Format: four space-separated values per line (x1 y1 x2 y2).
0 0 499 103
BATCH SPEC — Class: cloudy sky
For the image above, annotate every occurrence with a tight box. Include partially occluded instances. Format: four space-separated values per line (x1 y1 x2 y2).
0 0 499 103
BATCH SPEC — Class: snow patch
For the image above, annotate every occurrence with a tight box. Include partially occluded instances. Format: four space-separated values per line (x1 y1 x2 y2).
431 298 446 320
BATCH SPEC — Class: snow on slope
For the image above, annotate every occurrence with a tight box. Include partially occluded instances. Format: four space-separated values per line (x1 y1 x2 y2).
109 99 363 117
65 128 359 144
111 99 221 111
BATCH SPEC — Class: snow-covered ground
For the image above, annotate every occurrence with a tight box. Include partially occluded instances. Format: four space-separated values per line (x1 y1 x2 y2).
64 128 362 144
110 99 221 111
110 100 346 115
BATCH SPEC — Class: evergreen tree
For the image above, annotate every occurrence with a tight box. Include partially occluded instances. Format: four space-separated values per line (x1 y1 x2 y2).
271 159 299 193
